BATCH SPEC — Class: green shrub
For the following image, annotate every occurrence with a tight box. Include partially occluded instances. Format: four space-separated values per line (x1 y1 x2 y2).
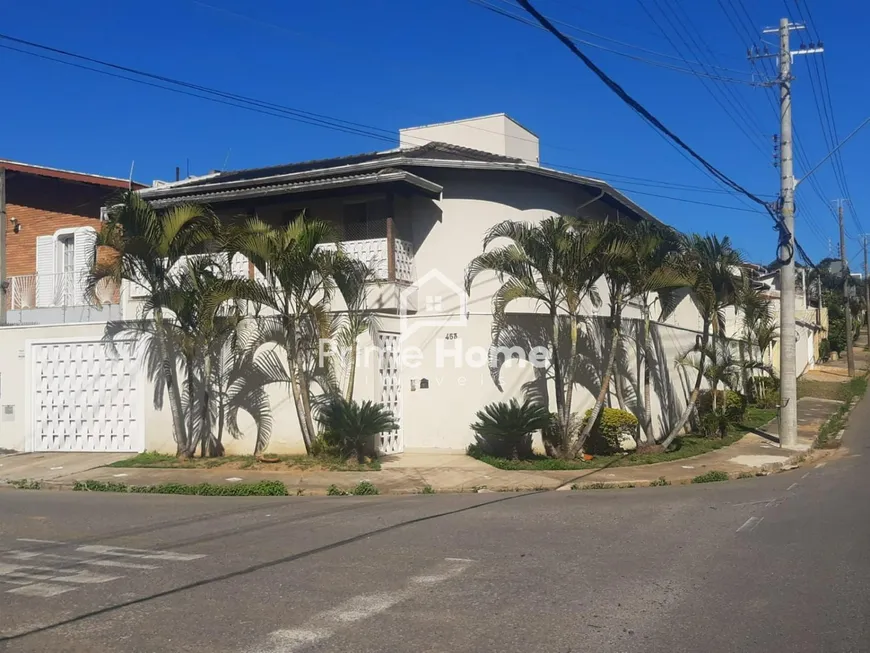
326 484 347 496
73 480 128 492
691 470 729 483
469 399 550 460
582 407 638 455
649 476 670 487
421 485 436 494
698 389 746 419
697 390 746 437
818 338 831 361
350 481 379 496
72 480 288 496
10 479 41 490
316 396 397 463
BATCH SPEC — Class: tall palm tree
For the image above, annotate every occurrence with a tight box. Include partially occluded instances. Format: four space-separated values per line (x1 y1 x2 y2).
576 221 691 449
230 215 356 454
331 259 379 401
87 192 219 457
738 283 778 402
660 234 744 449
465 216 608 458
625 222 692 443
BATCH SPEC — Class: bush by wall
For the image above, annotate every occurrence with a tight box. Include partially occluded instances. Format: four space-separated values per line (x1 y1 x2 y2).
582 407 638 455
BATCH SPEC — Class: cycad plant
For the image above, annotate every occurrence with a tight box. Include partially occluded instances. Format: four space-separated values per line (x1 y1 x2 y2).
470 399 551 460
316 396 398 463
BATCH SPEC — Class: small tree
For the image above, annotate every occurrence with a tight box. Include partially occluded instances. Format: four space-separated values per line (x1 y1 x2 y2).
316 396 398 463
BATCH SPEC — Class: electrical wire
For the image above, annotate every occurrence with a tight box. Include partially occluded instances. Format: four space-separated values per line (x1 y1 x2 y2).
512 0 810 266
468 0 759 85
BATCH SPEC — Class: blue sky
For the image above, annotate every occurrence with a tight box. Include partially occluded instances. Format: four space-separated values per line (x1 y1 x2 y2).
2 0 867 265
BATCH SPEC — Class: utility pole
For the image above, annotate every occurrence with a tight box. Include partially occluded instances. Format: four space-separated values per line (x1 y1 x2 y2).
751 19 823 448
0 167 6 326
837 200 855 376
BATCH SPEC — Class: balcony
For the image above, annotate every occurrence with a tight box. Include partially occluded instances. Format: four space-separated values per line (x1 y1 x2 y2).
315 217 414 283
3 273 121 325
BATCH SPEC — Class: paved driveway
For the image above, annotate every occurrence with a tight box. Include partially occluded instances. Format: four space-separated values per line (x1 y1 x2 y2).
0 453 130 482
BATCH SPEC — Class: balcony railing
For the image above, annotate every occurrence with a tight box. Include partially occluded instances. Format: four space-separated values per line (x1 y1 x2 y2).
318 237 414 283
6 273 118 310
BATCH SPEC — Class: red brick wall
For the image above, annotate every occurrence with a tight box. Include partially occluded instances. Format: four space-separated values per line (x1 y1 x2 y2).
4 172 117 277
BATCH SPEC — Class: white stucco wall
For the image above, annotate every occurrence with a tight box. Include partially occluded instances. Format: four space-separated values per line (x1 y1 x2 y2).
399 114 540 164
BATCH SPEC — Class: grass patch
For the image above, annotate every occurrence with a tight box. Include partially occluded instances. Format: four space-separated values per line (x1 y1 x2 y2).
691 470 729 483
108 451 381 472
72 479 289 496
798 375 868 402
649 476 670 486
810 374 869 449
420 485 436 494
471 407 777 471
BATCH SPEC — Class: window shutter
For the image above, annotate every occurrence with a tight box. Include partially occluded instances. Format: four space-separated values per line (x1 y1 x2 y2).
73 227 97 305
35 236 55 307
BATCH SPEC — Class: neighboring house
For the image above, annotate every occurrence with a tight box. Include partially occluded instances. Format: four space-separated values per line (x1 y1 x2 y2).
0 115 731 455
1 159 142 324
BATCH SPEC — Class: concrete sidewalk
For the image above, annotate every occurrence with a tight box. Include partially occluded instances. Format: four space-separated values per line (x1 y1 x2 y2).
0 397 841 494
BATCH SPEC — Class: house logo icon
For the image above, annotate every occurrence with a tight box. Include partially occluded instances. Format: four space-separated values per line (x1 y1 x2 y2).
399 269 468 341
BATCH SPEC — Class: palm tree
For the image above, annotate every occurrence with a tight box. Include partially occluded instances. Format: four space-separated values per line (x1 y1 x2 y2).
87 192 219 457
465 217 608 458
578 221 690 449
660 234 744 449
331 259 379 401
738 283 778 402
230 215 357 454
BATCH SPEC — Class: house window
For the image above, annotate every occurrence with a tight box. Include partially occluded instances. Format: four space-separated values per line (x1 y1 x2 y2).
58 234 75 276
34 227 96 307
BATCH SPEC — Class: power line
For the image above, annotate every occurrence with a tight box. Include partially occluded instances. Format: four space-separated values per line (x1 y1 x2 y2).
633 0 771 159
511 0 806 265
0 31 779 211
468 0 758 84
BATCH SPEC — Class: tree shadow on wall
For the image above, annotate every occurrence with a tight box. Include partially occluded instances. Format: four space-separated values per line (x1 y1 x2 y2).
483 313 687 443
101 316 274 456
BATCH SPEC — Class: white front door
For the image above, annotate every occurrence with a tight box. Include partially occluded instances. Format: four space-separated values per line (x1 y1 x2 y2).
377 332 403 455
30 339 143 452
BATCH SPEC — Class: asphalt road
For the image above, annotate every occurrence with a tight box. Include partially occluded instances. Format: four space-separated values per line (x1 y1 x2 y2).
1 404 868 652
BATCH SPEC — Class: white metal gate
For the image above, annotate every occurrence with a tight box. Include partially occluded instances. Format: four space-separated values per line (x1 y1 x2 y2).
377 332 403 455
30 339 143 452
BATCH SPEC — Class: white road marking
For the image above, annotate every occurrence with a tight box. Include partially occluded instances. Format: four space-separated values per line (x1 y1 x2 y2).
787 483 799 491
801 472 811 479
226 477 243 482
736 516 764 533
8 582 74 597
76 545 206 561
815 462 827 469
17 538 63 545
0 563 119 584
4 542 207 599
112 473 129 478
5 551 157 570
252 558 475 653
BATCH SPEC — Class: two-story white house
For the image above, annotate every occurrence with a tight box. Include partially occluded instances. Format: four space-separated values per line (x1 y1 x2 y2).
0 115 712 455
